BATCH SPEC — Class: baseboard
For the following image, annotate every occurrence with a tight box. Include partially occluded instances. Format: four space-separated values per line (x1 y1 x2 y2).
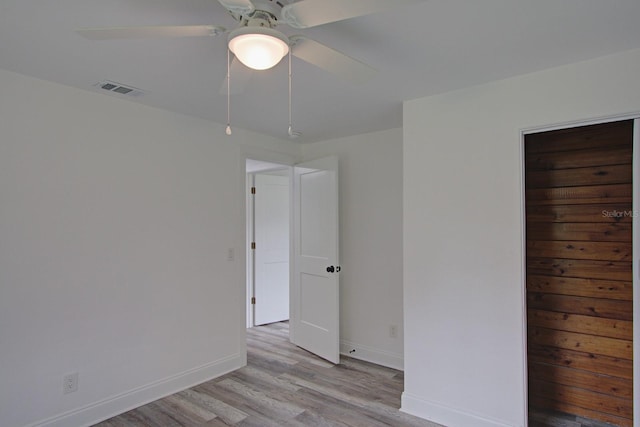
340 339 403 371
29 353 245 427
401 392 516 427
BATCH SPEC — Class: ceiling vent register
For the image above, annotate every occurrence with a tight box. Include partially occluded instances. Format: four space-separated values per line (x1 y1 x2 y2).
94 80 145 97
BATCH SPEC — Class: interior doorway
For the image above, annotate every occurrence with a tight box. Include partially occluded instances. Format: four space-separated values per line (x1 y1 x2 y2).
246 159 291 328
244 156 341 365
524 120 635 426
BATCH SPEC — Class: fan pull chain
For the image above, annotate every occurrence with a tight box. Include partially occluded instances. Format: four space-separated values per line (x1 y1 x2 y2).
288 48 292 137
225 47 232 136
287 48 301 139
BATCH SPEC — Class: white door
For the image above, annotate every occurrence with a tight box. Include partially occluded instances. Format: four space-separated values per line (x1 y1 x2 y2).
253 173 290 325
291 156 340 364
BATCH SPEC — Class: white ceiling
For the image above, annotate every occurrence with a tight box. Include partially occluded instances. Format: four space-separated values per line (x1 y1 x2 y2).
1 0 640 143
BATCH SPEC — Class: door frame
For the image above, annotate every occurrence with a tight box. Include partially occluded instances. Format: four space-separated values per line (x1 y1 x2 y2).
238 149 296 369
519 112 640 426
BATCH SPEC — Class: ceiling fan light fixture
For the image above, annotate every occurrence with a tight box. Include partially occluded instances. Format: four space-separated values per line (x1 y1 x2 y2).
228 27 289 71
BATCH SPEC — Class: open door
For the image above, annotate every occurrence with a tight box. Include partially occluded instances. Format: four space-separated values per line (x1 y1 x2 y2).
291 156 340 364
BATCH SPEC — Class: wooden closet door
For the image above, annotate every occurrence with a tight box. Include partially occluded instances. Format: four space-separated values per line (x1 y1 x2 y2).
525 120 634 426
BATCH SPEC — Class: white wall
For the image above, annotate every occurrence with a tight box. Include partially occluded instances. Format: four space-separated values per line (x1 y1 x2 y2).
302 128 404 369
0 68 298 427
402 48 640 427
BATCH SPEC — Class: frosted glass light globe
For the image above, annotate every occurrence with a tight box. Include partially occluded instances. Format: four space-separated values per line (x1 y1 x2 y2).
228 27 289 71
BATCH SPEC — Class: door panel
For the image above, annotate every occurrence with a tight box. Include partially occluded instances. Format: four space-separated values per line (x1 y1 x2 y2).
292 156 339 364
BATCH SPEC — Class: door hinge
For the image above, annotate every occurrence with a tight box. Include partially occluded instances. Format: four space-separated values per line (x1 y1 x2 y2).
251 242 256 250
251 187 256 194
251 297 256 305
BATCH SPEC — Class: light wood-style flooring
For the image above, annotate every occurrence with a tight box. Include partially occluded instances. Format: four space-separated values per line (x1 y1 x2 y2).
93 322 441 427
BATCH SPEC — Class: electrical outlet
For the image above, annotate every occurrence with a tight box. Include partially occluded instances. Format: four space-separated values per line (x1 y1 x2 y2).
389 325 398 338
227 247 235 261
63 372 78 394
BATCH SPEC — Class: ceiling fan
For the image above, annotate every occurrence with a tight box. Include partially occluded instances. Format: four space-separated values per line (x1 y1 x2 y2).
77 0 419 88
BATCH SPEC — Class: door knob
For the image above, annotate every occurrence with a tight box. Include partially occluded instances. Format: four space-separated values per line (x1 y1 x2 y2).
326 266 335 273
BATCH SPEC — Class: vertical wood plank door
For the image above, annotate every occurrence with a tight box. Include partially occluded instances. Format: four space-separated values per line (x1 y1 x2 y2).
525 120 634 427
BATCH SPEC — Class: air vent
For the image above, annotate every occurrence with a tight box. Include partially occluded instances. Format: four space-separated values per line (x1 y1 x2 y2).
93 80 145 97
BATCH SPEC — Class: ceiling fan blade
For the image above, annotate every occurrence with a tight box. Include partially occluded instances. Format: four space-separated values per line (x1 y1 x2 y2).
220 56 254 95
281 0 420 29
76 25 226 40
217 0 255 16
290 35 376 84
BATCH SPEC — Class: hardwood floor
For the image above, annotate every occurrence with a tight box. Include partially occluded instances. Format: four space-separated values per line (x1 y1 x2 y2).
93 322 440 427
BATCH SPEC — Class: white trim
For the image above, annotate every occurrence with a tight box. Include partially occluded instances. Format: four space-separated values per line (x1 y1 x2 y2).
633 118 639 427
521 111 640 135
340 340 403 371
518 131 529 427
240 148 296 338
401 392 514 427
28 353 244 427
288 165 297 344
247 172 256 328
